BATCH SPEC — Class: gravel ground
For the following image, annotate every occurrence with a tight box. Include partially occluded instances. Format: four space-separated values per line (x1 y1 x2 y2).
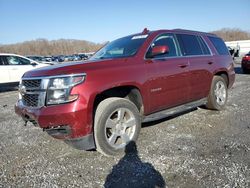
0 64 249 188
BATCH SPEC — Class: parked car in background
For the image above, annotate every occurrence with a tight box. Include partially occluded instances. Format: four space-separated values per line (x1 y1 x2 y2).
0 53 48 86
64 55 73 62
241 52 250 74
72 54 81 61
15 29 235 156
27 55 55 65
44 56 53 62
52 55 65 62
78 54 88 60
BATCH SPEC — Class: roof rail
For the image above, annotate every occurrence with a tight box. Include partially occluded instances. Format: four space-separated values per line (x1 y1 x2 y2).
173 29 216 36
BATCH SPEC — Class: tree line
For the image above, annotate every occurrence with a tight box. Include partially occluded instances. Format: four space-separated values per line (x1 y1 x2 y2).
211 28 250 41
0 39 105 56
0 28 250 56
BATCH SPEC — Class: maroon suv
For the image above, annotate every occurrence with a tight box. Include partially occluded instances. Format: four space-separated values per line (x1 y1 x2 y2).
15 29 235 156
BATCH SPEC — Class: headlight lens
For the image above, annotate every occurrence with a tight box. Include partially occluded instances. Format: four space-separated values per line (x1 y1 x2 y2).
46 74 85 105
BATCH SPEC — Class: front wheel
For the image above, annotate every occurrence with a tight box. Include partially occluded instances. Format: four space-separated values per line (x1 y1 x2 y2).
206 76 228 111
94 97 141 156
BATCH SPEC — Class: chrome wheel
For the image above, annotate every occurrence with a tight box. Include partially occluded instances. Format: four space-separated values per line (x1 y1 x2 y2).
214 81 226 106
105 108 136 149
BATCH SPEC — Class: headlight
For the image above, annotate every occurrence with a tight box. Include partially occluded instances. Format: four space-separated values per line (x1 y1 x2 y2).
46 74 85 105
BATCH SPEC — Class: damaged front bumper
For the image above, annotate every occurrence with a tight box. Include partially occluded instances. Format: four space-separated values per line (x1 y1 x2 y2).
15 99 95 150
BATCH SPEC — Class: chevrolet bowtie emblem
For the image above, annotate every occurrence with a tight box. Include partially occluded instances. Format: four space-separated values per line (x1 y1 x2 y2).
19 85 26 95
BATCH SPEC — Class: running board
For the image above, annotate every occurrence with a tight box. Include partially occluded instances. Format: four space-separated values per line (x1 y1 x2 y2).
143 98 207 123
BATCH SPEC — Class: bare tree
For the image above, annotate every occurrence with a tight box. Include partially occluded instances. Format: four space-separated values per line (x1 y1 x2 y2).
0 39 105 56
211 28 250 41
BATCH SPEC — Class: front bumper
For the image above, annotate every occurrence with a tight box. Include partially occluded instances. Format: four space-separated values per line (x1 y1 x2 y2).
15 99 95 150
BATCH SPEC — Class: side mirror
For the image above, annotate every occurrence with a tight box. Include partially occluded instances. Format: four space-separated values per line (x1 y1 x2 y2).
31 62 37 66
149 45 169 58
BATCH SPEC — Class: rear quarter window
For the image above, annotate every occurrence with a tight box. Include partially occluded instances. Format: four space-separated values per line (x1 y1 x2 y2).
208 36 229 55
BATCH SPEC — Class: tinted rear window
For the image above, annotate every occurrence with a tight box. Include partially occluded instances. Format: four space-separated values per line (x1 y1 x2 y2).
176 34 203 56
208 36 229 55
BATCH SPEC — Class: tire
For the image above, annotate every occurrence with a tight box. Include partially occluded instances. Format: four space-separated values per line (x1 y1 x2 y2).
94 97 141 156
206 76 228 111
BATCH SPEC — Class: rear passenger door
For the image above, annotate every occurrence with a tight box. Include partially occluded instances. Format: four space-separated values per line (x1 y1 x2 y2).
176 34 214 102
0 56 10 84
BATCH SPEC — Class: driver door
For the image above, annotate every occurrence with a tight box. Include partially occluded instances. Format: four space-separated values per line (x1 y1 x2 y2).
145 33 190 112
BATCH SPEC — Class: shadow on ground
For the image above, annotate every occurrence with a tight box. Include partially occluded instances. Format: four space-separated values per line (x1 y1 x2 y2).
104 141 166 188
0 86 18 93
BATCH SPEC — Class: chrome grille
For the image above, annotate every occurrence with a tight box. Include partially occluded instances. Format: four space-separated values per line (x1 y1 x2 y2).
22 79 41 88
20 78 46 108
23 94 39 107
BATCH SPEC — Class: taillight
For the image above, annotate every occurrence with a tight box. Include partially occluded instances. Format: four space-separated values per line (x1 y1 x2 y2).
243 55 250 61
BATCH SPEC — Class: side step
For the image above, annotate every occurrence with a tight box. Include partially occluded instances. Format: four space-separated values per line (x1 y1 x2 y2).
143 98 207 123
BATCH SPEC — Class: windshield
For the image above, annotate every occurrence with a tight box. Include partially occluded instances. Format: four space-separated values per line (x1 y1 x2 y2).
90 34 148 60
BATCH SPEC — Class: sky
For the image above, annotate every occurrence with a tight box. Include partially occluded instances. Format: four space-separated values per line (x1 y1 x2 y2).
0 0 249 44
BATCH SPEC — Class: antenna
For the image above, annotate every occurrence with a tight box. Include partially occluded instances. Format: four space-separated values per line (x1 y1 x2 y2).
142 28 149 34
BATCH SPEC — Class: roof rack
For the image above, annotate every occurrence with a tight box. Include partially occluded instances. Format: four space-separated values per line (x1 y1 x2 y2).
173 29 216 36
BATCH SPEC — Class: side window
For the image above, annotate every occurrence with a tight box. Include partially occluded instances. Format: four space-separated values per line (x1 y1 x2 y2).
6 56 20 65
176 34 203 56
146 33 179 58
208 36 229 55
6 56 30 65
17 57 31 65
197 36 211 55
0 57 5 65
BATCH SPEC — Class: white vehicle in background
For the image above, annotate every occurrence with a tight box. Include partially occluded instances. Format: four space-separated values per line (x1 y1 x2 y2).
0 53 49 86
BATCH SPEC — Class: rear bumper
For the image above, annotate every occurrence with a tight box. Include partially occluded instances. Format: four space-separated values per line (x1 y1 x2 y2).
15 99 95 150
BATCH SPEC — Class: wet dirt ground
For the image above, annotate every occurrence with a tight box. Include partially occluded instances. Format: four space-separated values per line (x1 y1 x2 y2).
0 64 249 188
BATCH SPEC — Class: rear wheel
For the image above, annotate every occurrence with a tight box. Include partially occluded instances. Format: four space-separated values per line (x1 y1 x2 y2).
206 76 228 110
94 97 141 156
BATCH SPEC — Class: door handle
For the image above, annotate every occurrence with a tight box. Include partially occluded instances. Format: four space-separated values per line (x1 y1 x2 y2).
208 62 214 65
178 64 188 68
11 68 18 70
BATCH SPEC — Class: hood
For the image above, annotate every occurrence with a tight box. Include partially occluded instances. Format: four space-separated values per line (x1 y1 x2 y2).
23 59 129 78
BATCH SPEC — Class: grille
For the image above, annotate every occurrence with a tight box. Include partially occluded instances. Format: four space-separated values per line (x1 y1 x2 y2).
23 94 39 107
21 79 43 107
22 79 41 88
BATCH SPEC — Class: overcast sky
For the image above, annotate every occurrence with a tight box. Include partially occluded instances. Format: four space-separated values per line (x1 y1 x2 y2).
0 0 249 44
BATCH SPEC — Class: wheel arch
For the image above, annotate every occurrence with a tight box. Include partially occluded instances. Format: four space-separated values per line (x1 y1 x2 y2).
93 85 144 117
214 71 229 87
